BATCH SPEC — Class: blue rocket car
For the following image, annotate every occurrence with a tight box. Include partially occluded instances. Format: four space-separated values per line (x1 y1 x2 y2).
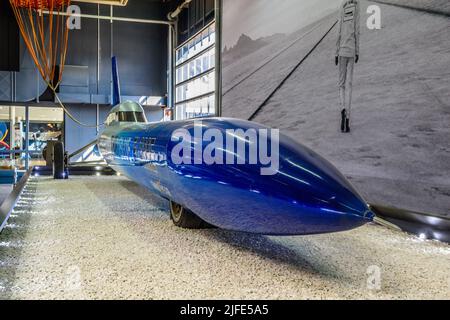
98 58 374 235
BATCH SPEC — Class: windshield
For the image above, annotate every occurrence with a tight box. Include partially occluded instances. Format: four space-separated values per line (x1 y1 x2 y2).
117 111 147 123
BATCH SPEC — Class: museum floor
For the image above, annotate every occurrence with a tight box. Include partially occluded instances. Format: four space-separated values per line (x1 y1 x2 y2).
0 176 449 300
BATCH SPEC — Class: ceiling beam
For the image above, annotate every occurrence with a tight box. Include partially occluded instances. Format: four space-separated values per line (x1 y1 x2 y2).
73 0 129 6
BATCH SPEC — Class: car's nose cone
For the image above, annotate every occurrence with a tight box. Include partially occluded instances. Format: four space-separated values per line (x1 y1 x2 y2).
181 134 374 236
260 133 374 234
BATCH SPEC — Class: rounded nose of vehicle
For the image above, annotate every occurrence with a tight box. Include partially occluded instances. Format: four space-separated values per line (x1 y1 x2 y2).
263 134 375 234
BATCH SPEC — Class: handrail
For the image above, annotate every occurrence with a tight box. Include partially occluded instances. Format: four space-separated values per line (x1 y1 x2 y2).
0 168 32 233
68 140 98 159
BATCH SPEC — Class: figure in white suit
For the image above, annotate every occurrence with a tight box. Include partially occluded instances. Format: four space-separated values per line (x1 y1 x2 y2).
336 0 360 133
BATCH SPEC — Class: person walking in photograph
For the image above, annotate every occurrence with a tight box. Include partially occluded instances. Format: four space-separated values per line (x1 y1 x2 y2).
336 0 360 133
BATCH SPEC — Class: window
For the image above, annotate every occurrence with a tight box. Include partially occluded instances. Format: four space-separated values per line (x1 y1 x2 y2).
117 111 147 123
175 23 216 120
175 71 215 104
0 106 63 169
106 113 118 126
176 95 215 120
107 111 147 124
205 0 214 19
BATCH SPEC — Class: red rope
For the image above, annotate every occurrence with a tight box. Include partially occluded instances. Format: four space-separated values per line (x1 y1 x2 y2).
12 0 70 10
9 0 102 128
9 0 71 87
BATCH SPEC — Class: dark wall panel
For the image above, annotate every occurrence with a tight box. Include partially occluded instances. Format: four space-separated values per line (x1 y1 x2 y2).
0 1 20 72
176 0 216 45
113 22 168 97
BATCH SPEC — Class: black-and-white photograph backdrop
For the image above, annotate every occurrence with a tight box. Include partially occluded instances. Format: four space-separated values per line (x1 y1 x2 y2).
221 0 450 216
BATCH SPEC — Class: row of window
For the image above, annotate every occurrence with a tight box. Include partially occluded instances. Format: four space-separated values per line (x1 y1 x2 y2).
175 19 215 120
175 94 215 120
176 23 215 66
176 46 215 85
176 70 215 104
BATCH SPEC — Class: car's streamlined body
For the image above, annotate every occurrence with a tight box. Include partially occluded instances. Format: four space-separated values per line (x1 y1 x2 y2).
98 58 374 235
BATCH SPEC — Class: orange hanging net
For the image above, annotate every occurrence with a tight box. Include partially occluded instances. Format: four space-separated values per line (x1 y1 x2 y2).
9 0 101 128
12 0 70 10
9 0 71 91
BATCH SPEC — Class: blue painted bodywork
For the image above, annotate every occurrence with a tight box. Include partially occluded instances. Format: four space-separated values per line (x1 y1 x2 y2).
111 56 121 107
99 117 374 235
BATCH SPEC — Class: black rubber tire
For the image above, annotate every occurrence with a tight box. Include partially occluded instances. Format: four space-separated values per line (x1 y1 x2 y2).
169 201 214 229
42 146 47 160
53 141 65 180
63 152 69 179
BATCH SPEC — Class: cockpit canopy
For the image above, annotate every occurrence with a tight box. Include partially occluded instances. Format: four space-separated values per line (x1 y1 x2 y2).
106 101 147 126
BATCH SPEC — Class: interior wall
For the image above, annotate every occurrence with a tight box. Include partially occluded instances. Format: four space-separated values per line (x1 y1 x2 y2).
0 1 19 72
64 104 163 159
0 1 169 104
50 1 168 160
62 1 169 100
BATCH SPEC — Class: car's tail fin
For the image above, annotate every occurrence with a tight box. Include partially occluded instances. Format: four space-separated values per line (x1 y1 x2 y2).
112 56 121 106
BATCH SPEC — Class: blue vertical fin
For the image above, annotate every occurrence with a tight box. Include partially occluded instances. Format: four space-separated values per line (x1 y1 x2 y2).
112 56 121 106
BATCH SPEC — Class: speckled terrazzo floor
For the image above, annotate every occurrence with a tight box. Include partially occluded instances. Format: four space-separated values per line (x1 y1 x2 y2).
0 176 449 300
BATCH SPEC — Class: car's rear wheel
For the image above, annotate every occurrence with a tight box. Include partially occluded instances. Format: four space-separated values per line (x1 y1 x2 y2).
169 201 215 229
